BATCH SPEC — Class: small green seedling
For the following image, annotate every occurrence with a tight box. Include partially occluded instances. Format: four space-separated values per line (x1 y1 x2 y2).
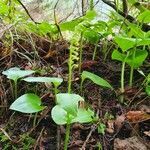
10 93 45 113
112 36 150 102
80 71 113 92
51 93 94 150
23 77 63 96
2 67 35 99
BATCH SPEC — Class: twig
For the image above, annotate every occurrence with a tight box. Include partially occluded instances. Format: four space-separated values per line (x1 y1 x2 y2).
16 0 39 24
101 0 150 31
81 124 97 150
53 0 63 39
34 127 45 150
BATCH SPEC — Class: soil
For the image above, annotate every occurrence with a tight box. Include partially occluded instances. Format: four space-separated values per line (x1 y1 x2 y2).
0 35 150 150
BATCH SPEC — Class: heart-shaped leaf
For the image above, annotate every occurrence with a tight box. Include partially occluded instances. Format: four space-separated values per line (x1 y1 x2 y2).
138 10 150 23
112 49 126 62
126 49 148 68
114 36 137 52
51 105 68 125
112 49 148 68
56 93 84 116
2 67 35 81
10 93 45 113
72 108 94 123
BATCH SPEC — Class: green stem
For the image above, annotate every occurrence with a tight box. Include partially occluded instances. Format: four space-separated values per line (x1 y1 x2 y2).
80 79 84 94
120 52 129 103
129 66 134 87
79 34 83 75
92 40 99 60
33 113 37 127
14 80 17 99
68 53 72 94
54 85 58 98
121 61 126 93
64 123 71 150
129 48 136 87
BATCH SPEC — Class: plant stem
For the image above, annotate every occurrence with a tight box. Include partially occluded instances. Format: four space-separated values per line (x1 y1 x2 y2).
33 112 37 127
120 52 129 103
80 79 84 94
129 48 136 87
68 52 72 94
54 85 58 98
129 66 134 87
79 34 83 74
92 40 99 60
64 123 71 150
120 61 126 103
14 80 17 99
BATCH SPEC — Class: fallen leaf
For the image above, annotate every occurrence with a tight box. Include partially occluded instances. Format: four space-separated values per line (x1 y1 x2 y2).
43 50 57 59
126 111 150 123
144 131 150 137
106 120 114 134
115 115 125 129
81 60 97 69
114 136 147 150
139 105 150 113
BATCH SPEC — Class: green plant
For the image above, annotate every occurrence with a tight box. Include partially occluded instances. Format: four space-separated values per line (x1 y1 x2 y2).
51 93 95 150
10 93 45 113
23 77 63 97
80 71 113 93
2 67 35 99
112 36 150 102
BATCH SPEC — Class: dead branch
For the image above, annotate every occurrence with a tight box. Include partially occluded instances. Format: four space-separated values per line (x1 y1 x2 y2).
101 0 150 32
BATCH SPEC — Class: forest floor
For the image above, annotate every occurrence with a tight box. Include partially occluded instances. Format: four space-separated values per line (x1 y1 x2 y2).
0 35 150 150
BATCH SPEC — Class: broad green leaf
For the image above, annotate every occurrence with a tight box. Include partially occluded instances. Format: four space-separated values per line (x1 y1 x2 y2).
10 93 45 113
115 36 150 51
0 2 9 15
114 36 137 51
83 29 100 44
51 105 67 125
146 85 150 96
2 67 35 81
23 77 63 86
138 10 150 23
60 19 82 31
112 49 126 62
37 22 56 35
138 38 150 46
81 71 113 89
83 10 97 20
56 93 84 116
126 49 148 68
73 108 94 123
128 24 145 38
112 49 148 68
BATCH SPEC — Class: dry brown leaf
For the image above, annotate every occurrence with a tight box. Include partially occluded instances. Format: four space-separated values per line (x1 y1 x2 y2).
43 50 57 59
106 120 115 134
144 131 150 137
115 115 125 129
126 111 150 123
81 60 97 69
114 136 147 150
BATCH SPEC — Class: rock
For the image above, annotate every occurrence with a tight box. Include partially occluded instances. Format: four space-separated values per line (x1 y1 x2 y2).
114 136 147 150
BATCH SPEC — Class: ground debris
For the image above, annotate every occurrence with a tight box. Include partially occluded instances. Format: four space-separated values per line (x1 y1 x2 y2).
114 136 148 150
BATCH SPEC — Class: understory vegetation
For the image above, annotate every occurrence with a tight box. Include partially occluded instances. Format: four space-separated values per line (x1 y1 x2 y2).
0 0 150 149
